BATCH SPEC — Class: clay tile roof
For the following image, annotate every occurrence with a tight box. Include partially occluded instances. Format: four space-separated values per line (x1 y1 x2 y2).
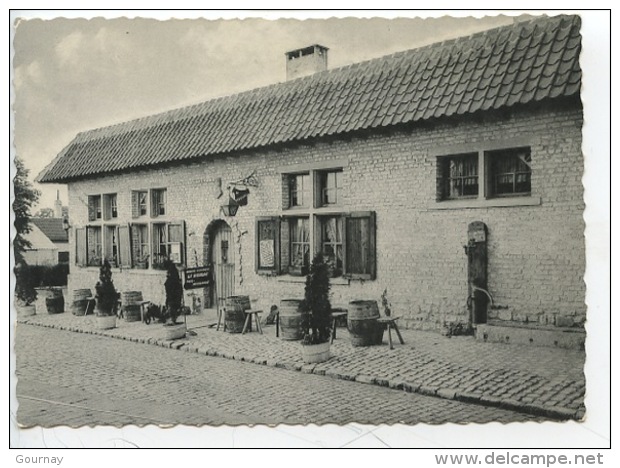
30 218 68 243
38 14 581 184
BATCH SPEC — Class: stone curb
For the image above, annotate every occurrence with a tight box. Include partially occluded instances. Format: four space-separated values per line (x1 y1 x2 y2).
18 318 581 421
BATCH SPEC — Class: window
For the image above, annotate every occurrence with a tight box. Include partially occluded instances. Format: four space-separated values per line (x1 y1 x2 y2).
436 146 533 204
256 217 280 273
86 226 102 266
88 195 102 221
487 147 531 196
288 173 310 207
151 189 167 217
438 153 479 200
132 191 148 218
318 170 342 206
152 221 185 268
104 226 119 267
319 216 343 277
260 164 377 280
58 251 69 264
344 212 376 279
131 224 149 269
289 218 310 275
103 193 118 220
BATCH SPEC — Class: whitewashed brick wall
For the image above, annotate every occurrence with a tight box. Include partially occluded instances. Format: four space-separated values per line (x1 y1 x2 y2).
66 101 585 330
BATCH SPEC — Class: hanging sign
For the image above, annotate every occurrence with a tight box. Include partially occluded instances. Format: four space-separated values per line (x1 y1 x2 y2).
184 266 212 289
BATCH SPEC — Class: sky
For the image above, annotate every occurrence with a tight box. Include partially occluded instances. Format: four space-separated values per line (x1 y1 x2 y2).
10 11 528 211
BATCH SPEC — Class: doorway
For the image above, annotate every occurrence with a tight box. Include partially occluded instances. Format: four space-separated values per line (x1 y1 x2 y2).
206 220 235 308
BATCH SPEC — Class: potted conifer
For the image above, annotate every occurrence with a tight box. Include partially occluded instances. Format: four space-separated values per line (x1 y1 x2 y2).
94 259 118 330
163 261 186 340
300 253 332 363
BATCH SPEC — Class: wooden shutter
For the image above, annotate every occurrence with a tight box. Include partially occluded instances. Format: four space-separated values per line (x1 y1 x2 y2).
75 227 86 267
279 217 290 274
343 211 376 280
102 195 110 221
168 220 186 265
150 190 158 218
131 192 139 219
255 217 280 274
118 224 132 268
87 196 96 222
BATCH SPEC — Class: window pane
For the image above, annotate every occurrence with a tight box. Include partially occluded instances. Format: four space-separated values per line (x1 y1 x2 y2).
442 153 478 199
290 174 310 207
321 170 341 205
321 216 343 276
290 218 309 273
489 148 531 196
139 192 147 215
87 227 102 266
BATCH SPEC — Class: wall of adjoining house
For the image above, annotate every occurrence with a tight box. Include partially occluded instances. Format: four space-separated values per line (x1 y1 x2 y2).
66 101 585 330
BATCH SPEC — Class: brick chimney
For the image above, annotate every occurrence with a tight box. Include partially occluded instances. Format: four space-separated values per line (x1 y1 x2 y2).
285 44 328 80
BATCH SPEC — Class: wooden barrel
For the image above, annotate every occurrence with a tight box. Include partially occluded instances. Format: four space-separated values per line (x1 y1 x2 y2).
71 288 92 315
45 288 65 314
225 295 250 333
279 299 305 340
347 300 384 347
122 291 143 322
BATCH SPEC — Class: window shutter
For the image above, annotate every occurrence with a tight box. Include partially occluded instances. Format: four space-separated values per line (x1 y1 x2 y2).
131 192 140 219
280 218 290 274
150 190 158 218
118 224 132 268
75 227 87 267
102 195 110 221
168 220 186 265
87 197 96 222
343 211 376 280
255 217 280 274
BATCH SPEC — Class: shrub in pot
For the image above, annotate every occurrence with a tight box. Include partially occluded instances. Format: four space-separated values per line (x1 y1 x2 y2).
163 261 186 340
300 253 332 363
94 260 118 329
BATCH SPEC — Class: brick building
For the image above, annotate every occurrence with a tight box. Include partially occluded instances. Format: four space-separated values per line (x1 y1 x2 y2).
37 15 585 332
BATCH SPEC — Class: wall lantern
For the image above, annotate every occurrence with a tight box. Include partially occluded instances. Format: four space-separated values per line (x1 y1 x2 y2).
62 215 71 232
220 202 239 217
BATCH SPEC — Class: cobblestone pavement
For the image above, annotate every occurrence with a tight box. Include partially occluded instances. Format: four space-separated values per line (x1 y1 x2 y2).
15 325 540 427
16 310 586 421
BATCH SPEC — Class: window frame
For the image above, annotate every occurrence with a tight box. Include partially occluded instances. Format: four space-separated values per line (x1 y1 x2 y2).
260 161 377 282
104 225 119 267
103 193 118 220
288 216 311 276
287 172 311 208
86 225 102 267
151 220 185 269
486 147 532 198
88 195 102 222
255 216 281 275
317 169 343 207
151 188 167 218
435 143 535 207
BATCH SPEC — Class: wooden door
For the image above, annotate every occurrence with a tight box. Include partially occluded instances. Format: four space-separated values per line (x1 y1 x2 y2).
213 223 235 304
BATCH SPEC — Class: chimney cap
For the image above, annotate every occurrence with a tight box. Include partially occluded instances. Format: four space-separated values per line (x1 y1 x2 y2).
285 44 329 60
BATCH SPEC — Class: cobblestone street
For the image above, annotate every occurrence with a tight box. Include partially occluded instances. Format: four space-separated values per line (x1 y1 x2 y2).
15 324 541 427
